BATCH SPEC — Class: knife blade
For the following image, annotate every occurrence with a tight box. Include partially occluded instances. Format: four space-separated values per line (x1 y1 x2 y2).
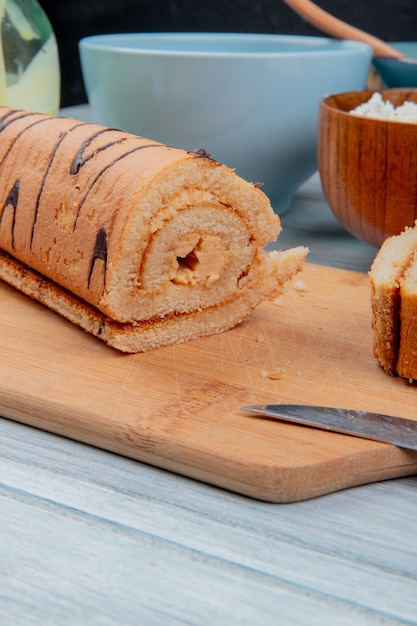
241 404 417 451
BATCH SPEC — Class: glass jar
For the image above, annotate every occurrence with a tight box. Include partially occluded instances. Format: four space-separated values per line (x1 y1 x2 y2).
0 0 60 114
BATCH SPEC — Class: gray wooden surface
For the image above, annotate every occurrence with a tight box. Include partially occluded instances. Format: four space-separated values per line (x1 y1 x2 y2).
2 106 416 626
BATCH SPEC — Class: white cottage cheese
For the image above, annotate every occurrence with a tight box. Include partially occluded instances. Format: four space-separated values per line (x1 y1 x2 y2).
349 92 417 122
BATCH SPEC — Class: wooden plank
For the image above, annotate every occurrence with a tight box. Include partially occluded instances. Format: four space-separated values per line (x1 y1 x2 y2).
1 263 417 502
1 492 406 626
2 418 417 624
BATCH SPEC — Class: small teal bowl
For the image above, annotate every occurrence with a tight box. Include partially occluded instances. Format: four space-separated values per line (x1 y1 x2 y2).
373 42 417 88
79 33 371 214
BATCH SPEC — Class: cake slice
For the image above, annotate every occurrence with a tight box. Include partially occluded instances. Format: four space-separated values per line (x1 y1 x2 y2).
397 252 417 380
369 224 417 378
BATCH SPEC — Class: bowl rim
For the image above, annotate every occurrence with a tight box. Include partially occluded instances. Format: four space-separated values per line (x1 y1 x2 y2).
320 88 417 127
79 32 372 59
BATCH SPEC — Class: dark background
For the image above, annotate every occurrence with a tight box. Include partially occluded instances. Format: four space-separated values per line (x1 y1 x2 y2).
39 1 417 107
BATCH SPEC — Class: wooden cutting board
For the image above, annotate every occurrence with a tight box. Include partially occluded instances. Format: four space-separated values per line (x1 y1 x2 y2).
1 262 417 502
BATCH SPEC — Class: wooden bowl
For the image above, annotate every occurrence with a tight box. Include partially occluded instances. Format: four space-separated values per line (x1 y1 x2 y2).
318 89 417 248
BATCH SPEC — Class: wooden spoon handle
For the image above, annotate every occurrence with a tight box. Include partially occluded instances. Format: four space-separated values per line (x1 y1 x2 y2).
282 0 404 58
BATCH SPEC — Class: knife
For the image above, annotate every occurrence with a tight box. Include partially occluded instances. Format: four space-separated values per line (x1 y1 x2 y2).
241 404 417 451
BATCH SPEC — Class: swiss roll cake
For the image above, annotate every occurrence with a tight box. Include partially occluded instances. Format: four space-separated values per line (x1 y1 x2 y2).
0 107 308 352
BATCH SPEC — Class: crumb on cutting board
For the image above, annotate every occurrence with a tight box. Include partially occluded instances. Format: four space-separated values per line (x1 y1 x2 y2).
293 279 307 292
260 367 286 380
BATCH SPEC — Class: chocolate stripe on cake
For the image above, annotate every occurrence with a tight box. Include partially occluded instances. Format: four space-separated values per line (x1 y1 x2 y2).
73 144 167 230
0 110 39 132
70 128 127 175
30 123 86 248
88 226 108 287
0 117 52 168
0 180 19 248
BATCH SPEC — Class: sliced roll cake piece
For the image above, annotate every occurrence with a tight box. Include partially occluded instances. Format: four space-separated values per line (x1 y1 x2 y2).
369 223 417 379
0 107 308 352
397 252 417 380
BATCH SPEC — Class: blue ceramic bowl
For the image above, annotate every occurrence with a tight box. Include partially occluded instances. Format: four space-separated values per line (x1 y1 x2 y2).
79 33 371 214
373 42 417 89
